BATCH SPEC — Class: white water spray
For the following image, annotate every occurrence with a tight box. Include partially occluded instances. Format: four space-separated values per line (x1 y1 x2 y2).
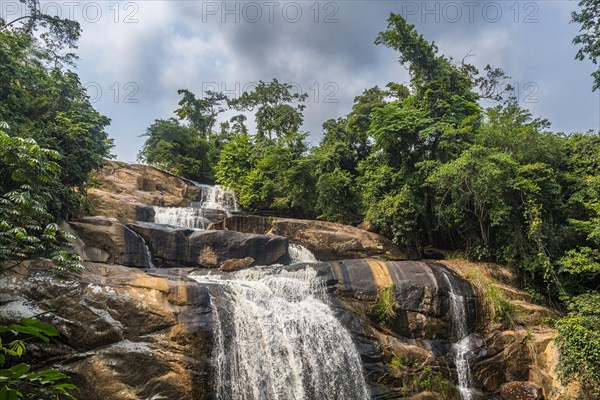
288 243 318 264
193 267 370 400
140 235 155 268
152 206 210 229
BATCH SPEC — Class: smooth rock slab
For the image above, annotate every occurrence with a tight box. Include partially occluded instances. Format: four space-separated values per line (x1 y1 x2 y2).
129 222 288 268
87 160 199 221
329 259 477 341
208 215 407 261
68 216 153 267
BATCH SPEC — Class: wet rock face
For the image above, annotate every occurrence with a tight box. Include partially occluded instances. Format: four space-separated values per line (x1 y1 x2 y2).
129 222 288 268
283 261 477 397
0 263 212 400
208 215 407 261
67 217 153 267
329 260 477 341
66 216 288 269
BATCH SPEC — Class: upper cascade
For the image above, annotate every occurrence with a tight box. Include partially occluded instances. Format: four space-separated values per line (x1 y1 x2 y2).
193 184 240 213
152 184 239 229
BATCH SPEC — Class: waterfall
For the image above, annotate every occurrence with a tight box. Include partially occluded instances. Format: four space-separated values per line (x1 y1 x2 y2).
192 267 370 400
194 184 240 213
152 206 209 229
139 235 155 268
288 243 318 264
441 270 475 400
152 184 238 229
123 226 155 268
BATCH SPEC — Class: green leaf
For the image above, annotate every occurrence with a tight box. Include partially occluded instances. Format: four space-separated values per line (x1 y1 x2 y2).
0 385 20 400
6 325 48 343
27 369 68 383
18 318 59 337
8 364 29 378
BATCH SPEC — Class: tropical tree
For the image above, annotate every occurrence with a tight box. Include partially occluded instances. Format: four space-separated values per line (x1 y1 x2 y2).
228 79 308 140
139 89 228 182
175 89 227 138
0 30 112 218
572 0 600 90
138 118 214 182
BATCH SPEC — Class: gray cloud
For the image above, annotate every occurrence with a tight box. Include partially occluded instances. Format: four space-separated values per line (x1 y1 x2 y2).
60 0 599 162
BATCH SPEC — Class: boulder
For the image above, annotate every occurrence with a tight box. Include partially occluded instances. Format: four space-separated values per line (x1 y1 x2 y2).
87 160 200 221
286 261 476 341
471 330 532 392
208 215 407 261
220 257 255 272
67 216 153 267
500 381 544 400
528 329 580 400
357 220 375 232
329 260 477 341
129 222 288 268
0 263 212 400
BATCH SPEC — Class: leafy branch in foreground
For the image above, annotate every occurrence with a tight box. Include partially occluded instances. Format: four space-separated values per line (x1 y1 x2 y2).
0 318 77 399
0 129 82 274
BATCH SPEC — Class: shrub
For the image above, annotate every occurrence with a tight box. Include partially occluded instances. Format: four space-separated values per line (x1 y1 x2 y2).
369 285 398 325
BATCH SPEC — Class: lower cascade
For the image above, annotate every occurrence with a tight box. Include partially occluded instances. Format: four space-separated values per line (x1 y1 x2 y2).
193 267 370 400
441 270 476 400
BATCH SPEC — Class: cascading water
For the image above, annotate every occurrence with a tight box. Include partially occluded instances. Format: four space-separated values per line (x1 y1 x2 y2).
193 184 240 213
139 235 155 268
288 243 318 264
152 206 210 229
441 270 476 400
192 267 370 400
124 226 155 268
152 184 239 229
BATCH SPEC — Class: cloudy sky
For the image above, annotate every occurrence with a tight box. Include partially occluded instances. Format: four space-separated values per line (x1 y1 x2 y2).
7 0 598 161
